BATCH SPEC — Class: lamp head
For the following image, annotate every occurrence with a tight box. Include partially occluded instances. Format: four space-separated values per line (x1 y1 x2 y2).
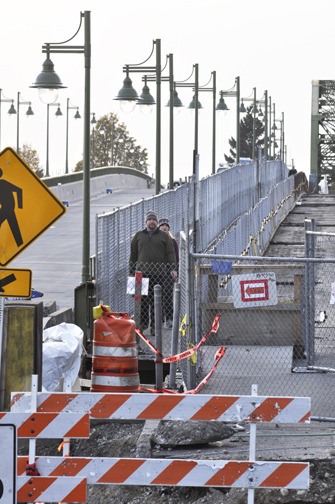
114 74 139 112
91 113 97 124
240 100 246 113
26 103 34 116
74 108 81 119
31 56 66 104
188 95 202 109
8 102 17 115
55 105 62 116
216 94 229 111
166 90 183 108
137 82 155 115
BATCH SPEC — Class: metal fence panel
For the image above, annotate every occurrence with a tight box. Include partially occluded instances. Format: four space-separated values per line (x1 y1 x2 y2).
193 253 335 418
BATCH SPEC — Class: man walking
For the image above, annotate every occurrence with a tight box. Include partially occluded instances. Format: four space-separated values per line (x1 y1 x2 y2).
129 211 177 335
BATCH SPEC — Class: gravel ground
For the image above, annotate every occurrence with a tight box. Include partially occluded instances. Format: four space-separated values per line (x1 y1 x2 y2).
18 420 335 503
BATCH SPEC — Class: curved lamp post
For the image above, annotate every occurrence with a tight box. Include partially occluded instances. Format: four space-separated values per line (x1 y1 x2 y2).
46 102 62 176
198 71 216 174
65 98 81 174
174 63 200 175
31 10 91 282
216 76 242 163
16 92 34 154
115 39 161 194
146 52 176 189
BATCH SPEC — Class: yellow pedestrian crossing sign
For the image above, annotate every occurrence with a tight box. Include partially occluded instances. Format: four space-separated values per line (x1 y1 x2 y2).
0 147 66 266
0 268 32 297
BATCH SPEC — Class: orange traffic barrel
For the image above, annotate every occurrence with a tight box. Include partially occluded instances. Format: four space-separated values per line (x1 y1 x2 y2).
91 309 139 392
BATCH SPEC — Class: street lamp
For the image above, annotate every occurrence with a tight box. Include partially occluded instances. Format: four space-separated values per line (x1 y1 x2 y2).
174 63 200 174
65 98 81 174
146 52 176 188
31 10 92 338
16 92 34 154
46 102 62 177
0 89 16 150
216 76 242 163
198 71 216 174
115 39 161 194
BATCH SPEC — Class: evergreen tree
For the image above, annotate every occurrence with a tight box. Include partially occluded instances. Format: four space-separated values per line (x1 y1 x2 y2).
224 106 265 164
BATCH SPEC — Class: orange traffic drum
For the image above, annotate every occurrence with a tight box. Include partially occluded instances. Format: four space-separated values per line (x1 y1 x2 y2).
91 311 139 393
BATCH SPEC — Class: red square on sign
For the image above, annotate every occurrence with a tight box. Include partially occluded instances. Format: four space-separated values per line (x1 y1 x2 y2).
240 279 269 302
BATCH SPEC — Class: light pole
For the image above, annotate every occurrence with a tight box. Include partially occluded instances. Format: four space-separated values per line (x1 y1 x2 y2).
115 39 161 194
31 10 92 338
0 89 16 150
174 63 201 174
198 70 216 174
216 76 241 163
16 92 34 154
146 53 176 189
65 98 81 174
46 102 62 177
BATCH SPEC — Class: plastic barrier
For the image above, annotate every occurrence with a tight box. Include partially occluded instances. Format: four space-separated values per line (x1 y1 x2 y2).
91 309 139 393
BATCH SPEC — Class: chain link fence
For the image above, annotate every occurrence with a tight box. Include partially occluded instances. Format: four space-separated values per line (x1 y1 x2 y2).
94 163 316 409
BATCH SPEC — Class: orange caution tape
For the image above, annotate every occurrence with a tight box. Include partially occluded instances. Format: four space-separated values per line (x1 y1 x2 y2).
135 314 221 364
139 346 226 395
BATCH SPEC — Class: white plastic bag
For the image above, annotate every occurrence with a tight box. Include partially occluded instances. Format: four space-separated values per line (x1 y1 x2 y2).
42 322 84 391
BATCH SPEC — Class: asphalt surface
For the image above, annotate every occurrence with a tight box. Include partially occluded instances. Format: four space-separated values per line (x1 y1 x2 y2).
10 187 155 308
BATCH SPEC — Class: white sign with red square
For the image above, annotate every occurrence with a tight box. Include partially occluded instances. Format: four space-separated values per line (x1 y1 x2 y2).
232 272 278 308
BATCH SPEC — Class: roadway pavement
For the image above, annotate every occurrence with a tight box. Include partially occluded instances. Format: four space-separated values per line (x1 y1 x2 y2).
10 187 155 308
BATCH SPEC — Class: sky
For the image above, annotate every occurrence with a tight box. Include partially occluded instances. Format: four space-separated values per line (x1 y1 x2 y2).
0 0 333 184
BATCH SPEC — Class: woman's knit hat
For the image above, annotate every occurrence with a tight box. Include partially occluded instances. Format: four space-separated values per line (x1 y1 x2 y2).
158 218 170 229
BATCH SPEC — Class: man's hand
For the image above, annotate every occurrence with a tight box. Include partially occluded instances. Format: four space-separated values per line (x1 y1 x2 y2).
171 270 178 281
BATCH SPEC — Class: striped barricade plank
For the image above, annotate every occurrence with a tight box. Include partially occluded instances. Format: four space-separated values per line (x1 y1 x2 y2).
17 476 87 502
10 392 311 423
0 412 90 438
17 456 309 489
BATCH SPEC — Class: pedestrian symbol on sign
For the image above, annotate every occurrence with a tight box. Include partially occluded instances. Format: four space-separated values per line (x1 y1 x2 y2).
0 147 66 266
0 167 23 247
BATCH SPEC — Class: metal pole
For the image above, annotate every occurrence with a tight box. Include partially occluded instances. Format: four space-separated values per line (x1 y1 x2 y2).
264 90 268 161
252 87 256 160
65 97 69 174
212 71 216 174
46 103 50 177
273 102 276 159
168 53 174 189
194 63 199 158
155 39 161 195
81 10 91 285
154 284 163 390
236 76 240 163
169 283 180 388
16 92 20 153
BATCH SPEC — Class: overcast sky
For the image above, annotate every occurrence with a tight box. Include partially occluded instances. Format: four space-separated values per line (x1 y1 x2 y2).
1 0 333 183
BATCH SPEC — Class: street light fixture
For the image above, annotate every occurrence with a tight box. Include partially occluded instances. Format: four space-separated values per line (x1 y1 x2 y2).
65 98 81 174
31 10 92 339
16 92 34 154
115 39 161 194
216 76 242 163
46 102 62 177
